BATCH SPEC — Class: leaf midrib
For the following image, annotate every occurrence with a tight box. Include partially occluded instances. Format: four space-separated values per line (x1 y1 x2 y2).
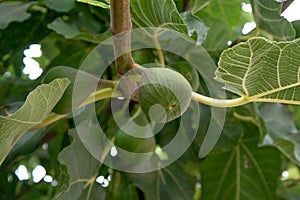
249 81 300 100
162 167 191 200
213 150 236 199
240 141 272 199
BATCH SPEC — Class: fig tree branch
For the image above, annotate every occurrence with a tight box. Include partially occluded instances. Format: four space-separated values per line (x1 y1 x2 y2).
110 0 135 75
281 0 294 13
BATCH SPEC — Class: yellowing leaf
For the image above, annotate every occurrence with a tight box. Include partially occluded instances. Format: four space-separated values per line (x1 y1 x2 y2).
0 78 70 165
216 37 300 105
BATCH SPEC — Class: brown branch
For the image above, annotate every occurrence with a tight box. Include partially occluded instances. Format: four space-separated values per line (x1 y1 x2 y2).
110 0 135 75
183 0 190 11
281 0 294 13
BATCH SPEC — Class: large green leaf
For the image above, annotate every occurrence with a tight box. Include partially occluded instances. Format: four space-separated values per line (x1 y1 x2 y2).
0 79 31 105
0 129 47 169
47 40 94 68
131 0 187 34
44 0 75 12
43 66 100 114
191 0 212 14
197 18 235 57
0 11 53 76
251 0 295 40
200 132 282 200
169 61 200 91
0 78 70 165
216 37 300 104
196 0 244 29
292 105 300 129
259 103 300 165
106 172 139 200
47 17 109 43
0 11 53 57
0 2 34 29
48 18 79 39
194 0 248 57
130 163 195 200
55 129 105 200
292 20 300 39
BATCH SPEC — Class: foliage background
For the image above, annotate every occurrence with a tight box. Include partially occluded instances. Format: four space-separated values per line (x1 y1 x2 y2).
0 0 300 199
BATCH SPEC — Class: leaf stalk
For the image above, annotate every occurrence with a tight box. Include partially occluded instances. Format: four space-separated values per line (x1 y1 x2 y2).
191 92 248 107
31 88 120 130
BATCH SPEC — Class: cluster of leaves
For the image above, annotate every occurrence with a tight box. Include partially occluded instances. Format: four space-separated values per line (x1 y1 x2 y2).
0 0 300 199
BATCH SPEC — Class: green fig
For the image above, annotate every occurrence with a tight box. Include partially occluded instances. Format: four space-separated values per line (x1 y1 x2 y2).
43 66 99 114
138 68 192 123
170 62 200 91
115 130 155 153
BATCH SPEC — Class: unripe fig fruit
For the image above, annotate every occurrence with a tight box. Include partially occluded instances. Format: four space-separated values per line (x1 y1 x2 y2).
132 49 153 65
138 68 192 123
115 130 156 153
43 66 99 114
170 62 199 91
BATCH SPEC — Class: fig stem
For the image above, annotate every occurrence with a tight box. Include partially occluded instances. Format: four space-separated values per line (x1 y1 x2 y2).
31 88 122 130
97 79 117 88
191 91 248 107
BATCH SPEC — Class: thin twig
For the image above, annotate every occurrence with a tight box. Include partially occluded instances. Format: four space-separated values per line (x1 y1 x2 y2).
281 0 294 13
3 108 10 116
183 0 190 11
97 79 117 88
